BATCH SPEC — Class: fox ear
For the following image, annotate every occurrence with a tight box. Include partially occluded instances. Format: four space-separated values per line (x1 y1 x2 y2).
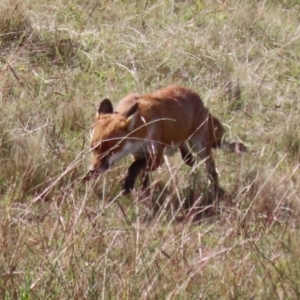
98 98 113 115
122 102 138 118
123 102 139 131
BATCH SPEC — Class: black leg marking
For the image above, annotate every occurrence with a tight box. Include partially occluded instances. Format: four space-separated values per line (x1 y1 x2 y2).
180 145 195 167
122 158 147 195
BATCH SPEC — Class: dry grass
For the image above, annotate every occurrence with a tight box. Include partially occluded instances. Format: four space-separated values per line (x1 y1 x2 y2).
1 0 300 299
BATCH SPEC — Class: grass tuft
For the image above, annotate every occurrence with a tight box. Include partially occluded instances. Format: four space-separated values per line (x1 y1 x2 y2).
0 3 32 47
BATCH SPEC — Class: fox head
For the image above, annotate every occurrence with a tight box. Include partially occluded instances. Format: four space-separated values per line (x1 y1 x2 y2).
89 98 139 177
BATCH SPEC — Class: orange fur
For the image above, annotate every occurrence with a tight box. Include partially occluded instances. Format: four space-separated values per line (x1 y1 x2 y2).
87 86 246 195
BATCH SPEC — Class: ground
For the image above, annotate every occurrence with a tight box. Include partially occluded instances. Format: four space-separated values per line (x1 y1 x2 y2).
0 0 300 299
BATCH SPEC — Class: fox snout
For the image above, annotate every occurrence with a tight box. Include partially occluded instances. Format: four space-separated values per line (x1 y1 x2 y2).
89 164 107 177
87 155 113 179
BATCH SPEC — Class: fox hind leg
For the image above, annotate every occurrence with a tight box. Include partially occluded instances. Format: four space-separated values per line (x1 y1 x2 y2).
180 143 195 167
190 138 221 194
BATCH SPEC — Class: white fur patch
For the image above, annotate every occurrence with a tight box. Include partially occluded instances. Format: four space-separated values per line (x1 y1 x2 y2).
108 140 146 167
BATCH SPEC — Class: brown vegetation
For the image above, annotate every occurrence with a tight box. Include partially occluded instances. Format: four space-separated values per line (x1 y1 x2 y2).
0 0 300 299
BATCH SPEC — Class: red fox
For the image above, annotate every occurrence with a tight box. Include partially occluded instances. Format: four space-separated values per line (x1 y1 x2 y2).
87 86 246 195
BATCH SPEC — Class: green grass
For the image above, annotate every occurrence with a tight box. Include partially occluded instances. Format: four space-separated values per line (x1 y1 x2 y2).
1 0 300 298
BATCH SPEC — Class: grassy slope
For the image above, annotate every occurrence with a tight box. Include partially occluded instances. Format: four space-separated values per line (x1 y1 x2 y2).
0 0 300 298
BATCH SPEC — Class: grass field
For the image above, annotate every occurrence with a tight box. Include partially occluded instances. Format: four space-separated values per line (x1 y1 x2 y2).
1 0 300 299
